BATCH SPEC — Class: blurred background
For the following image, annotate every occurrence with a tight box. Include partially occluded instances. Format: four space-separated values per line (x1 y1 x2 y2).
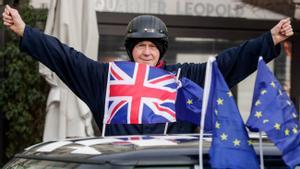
0 0 299 167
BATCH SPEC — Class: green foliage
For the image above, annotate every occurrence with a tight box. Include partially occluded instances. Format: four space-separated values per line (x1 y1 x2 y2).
0 3 48 161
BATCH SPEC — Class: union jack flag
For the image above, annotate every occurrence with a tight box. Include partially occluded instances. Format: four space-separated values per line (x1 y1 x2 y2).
104 61 178 124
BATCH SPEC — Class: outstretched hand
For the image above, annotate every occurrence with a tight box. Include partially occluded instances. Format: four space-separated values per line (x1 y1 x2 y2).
2 5 26 37
271 18 294 45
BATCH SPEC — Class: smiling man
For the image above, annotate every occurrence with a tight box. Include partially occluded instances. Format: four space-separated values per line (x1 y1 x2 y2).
131 41 160 66
124 15 169 67
2 5 294 136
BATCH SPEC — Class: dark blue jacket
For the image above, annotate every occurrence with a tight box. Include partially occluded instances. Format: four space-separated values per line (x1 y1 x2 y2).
20 26 280 136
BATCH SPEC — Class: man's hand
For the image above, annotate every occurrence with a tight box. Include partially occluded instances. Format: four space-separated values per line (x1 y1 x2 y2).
2 5 26 37
271 18 294 46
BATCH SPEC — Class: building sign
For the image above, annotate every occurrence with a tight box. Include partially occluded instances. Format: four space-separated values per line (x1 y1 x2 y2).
95 0 288 20
29 0 291 20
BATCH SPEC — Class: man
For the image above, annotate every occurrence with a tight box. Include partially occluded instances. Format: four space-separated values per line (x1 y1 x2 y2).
2 5 294 136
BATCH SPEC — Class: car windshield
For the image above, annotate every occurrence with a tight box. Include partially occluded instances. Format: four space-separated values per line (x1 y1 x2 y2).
4 157 292 169
4 158 197 169
2 135 294 169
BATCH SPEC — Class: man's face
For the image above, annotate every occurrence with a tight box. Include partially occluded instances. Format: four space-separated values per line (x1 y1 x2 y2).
132 41 160 66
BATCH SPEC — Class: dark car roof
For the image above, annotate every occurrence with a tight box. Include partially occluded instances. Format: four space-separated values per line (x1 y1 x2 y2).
12 134 281 167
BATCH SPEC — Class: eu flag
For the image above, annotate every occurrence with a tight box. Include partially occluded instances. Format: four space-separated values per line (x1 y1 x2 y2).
246 57 300 169
206 58 259 169
175 77 203 126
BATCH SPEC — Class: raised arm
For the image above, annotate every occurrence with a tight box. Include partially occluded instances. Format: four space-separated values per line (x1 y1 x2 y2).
271 18 294 45
2 5 25 37
171 18 294 89
2 5 107 113
216 18 293 87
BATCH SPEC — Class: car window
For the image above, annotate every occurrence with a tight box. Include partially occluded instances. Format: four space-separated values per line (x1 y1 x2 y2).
3 158 111 169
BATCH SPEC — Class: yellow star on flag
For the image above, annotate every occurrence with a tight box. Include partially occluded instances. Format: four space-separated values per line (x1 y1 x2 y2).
255 100 261 106
270 81 276 88
217 98 224 105
227 91 233 97
274 123 281 130
285 129 290 136
215 121 220 129
260 89 267 95
187 99 193 105
293 127 298 134
255 111 262 118
220 133 228 141
233 139 241 146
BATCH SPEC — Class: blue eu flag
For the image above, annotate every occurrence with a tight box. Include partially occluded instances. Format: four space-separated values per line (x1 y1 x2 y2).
207 58 259 169
246 57 300 169
176 77 203 126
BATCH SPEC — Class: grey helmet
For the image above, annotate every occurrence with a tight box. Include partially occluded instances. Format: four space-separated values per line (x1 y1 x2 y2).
124 15 168 61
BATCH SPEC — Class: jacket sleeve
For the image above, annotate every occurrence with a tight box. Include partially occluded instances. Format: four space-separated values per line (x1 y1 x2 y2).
19 25 107 112
176 31 280 88
216 31 280 88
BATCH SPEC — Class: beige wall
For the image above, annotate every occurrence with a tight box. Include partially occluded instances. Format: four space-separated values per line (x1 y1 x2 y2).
30 0 50 8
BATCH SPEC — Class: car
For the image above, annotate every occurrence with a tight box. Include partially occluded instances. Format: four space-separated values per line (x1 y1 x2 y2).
2 134 293 169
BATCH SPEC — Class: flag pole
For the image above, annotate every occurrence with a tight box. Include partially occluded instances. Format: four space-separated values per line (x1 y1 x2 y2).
163 123 169 135
199 57 214 169
257 57 265 169
259 132 265 169
101 123 106 137
164 68 181 135
102 63 113 137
